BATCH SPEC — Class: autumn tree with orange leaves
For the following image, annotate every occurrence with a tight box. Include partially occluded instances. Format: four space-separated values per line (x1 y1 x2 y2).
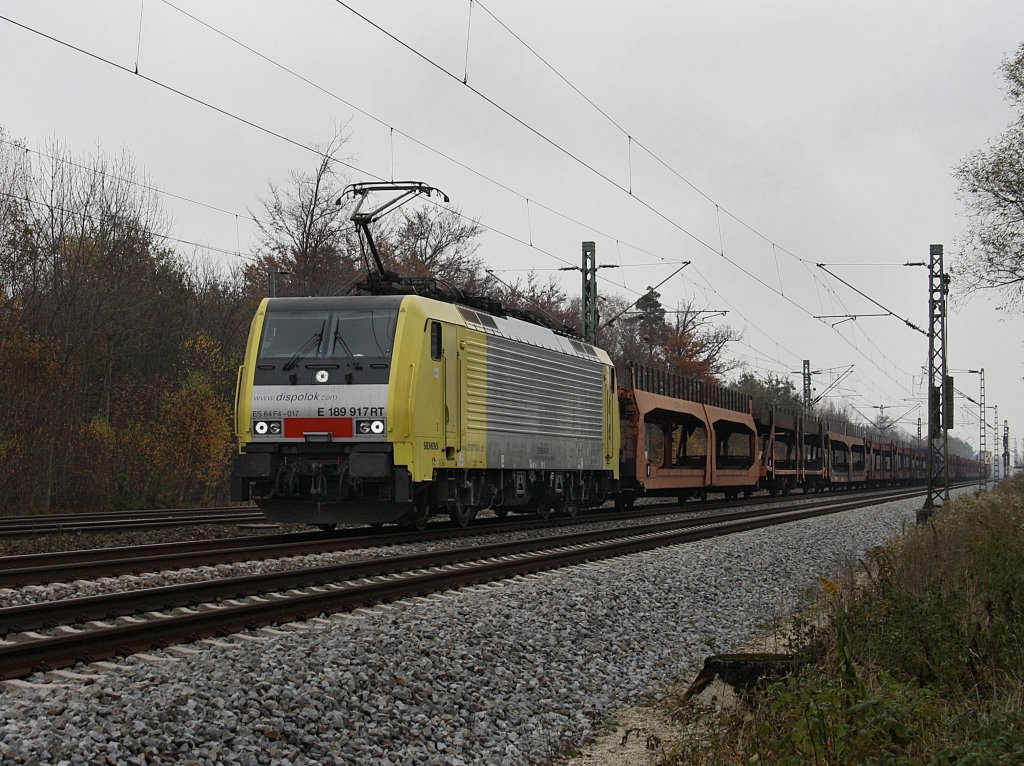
598 289 740 384
0 124 748 513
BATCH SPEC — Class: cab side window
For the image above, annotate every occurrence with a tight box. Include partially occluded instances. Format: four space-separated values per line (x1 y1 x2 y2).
430 321 442 361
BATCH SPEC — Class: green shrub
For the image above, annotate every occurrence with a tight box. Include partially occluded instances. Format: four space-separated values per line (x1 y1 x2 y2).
936 711 1024 765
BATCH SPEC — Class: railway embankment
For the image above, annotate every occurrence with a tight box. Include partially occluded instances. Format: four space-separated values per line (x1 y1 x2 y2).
0 489 969 763
584 476 1024 765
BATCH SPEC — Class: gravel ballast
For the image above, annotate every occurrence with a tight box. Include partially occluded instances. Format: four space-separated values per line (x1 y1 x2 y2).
0 492 896 609
0 490 968 764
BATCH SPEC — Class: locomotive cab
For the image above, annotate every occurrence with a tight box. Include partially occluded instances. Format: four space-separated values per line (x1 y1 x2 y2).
231 296 411 525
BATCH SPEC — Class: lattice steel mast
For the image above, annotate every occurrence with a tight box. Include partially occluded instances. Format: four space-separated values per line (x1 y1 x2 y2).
920 244 950 521
582 241 598 345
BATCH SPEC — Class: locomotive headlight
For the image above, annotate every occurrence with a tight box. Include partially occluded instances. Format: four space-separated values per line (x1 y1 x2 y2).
253 420 282 436
356 419 386 435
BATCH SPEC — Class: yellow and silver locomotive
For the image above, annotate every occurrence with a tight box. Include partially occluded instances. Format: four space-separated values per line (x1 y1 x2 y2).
232 293 620 529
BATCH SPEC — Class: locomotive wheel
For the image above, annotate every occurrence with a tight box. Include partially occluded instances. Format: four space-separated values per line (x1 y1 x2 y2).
398 496 431 532
411 499 431 532
450 503 473 528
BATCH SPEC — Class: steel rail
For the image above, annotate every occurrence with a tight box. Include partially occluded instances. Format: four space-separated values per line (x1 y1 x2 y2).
0 485 930 588
0 487 930 680
0 511 266 538
0 505 257 525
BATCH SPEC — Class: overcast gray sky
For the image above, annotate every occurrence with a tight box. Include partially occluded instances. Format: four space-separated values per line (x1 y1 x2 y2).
2 0 1022 461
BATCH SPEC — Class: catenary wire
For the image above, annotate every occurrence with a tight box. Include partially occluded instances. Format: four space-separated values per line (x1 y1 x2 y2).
0 188 257 262
0 136 263 225
2 9 921 417
155 0 922 403
353 1 926 399
322 2 924 399
155 0 685 279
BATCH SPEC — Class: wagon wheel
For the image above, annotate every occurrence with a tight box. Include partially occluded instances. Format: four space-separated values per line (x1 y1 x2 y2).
493 506 509 519
315 523 337 532
535 502 553 521
564 502 579 518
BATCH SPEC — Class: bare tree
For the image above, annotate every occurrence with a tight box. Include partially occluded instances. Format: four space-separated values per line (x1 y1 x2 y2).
598 291 739 382
480 270 579 331
379 205 486 294
954 42 1024 311
248 129 359 297
732 371 803 409
662 307 741 380
0 129 249 512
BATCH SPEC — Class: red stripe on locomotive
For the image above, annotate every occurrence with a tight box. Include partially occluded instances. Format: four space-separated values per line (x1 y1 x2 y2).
284 417 354 438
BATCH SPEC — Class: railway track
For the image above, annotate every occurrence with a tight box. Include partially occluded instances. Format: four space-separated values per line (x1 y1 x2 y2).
0 485 932 681
0 485 932 588
0 505 264 538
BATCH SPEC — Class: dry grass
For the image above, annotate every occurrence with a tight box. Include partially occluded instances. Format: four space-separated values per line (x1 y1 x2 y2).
662 476 1024 765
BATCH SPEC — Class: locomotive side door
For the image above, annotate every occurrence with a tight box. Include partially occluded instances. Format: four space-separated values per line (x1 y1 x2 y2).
442 322 461 457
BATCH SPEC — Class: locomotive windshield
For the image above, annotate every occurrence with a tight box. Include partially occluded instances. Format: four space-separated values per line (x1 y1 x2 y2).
258 308 398 364
259 313 327 359
330 309 398 358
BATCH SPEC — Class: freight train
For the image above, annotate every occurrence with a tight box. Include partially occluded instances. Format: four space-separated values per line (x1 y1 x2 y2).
230 293 982 530
230 181 980 528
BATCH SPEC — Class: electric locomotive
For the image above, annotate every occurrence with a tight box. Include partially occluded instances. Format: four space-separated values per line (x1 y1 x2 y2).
232 180 619 529
231 293 620 529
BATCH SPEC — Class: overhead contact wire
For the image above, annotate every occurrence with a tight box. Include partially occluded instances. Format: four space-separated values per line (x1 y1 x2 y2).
469 0 924 405
0 11 584 278
328 0 921 403
474 0 815 265
0 137 262 226
3 8 918 407
328 0 725 259
156 0 683 268
470 0 923 393
0 189 257 262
